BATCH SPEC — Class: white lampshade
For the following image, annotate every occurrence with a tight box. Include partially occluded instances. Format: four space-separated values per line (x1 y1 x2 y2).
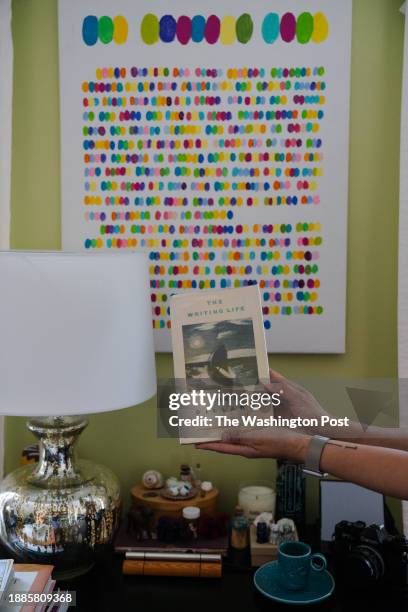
0 251 156 416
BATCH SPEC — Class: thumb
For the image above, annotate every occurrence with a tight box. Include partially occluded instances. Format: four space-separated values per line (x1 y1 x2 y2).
269 368 285 382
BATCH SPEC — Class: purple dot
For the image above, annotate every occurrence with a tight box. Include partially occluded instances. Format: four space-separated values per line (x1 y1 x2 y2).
205 15 220 44
280 12 296 43
176 16 192 45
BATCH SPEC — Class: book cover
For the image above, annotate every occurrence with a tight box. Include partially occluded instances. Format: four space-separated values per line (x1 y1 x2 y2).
5 565 54 612
171 285 270 443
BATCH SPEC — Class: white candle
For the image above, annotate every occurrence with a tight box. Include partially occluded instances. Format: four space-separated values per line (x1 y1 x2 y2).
238 485 276 521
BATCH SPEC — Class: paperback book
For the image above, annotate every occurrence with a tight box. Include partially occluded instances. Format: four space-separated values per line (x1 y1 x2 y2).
170 285 270 443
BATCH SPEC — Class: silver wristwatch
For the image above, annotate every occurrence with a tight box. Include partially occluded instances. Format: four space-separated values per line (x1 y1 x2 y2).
302 435 330 477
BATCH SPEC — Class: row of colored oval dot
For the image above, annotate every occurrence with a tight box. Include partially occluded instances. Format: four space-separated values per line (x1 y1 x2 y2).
89 66 325 81
263 305 323 324
260 279 320 289
263 292 319 302
82 13 328 45
140 13 328 45
83 16 128 45
85 237 138 248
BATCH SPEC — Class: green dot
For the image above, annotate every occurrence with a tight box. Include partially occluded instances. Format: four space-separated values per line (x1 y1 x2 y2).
296 12 314 44
141 13 159 45
98 16 114 44
236 13 253 44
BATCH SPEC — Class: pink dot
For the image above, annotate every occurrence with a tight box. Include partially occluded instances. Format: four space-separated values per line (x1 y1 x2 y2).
176 16 191 45
205 15 220 44
280 13 296 43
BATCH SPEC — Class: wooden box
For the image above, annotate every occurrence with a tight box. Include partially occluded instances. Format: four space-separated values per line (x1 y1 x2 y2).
250 525 299 567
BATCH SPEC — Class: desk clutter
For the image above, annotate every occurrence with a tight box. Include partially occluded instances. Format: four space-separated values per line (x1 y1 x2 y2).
115 465 226 578
113 463 303 579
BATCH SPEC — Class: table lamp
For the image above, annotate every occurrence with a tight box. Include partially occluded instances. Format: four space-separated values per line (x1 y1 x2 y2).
0 251 156 578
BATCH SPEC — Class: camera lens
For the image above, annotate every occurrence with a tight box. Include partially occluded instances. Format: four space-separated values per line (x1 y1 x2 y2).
347 545 385 587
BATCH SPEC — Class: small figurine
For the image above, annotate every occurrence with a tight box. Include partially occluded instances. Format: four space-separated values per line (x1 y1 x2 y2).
164 479 193 497
200 481 213 497
270 523 280 545
127 505 154 540
253 512 274 528
142 470 164 490
256 521 270 544
178 483 191 496
277 518 296 544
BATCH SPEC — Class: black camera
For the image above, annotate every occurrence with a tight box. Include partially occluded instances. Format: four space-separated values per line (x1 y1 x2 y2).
332 520 408 591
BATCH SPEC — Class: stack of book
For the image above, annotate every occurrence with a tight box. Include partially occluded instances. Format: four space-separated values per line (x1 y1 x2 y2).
0 560 69 612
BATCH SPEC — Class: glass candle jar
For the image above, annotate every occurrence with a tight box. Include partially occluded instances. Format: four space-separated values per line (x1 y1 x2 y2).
238 482 276 522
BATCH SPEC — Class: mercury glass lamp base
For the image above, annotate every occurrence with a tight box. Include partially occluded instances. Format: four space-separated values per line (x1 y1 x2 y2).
0 416 121 580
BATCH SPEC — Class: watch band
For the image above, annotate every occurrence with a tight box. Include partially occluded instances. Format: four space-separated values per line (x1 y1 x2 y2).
302 435 330 478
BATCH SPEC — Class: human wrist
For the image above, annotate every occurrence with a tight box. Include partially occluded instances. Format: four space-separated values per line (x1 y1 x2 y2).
281 435 311 462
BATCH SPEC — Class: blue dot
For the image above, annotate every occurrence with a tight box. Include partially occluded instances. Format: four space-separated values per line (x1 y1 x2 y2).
192 15 206 42
82 16 98 46
160 15 177 42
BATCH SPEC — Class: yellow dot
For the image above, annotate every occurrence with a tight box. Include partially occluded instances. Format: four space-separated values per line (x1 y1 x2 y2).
313 13 329 43
220 15 236 45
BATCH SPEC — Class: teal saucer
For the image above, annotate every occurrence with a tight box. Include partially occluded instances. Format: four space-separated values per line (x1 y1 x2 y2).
254 561 335 606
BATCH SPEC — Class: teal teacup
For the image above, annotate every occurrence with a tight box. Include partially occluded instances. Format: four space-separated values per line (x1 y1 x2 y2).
277 541 327 591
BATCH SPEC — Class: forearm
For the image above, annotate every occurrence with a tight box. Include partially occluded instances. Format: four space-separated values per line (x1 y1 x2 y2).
292 437 408 499
333 422 408 452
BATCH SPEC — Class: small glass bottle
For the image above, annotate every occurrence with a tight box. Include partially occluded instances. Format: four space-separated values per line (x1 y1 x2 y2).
230 506 248 550
180 464 192 483
182 506 200 540
194 463 202 488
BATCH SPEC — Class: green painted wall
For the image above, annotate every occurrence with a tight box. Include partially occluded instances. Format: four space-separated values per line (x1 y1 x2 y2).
6 0 404 525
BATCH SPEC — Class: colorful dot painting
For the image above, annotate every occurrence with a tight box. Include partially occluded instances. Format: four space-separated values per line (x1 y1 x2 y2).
60 1 352 352
80 61 329 331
